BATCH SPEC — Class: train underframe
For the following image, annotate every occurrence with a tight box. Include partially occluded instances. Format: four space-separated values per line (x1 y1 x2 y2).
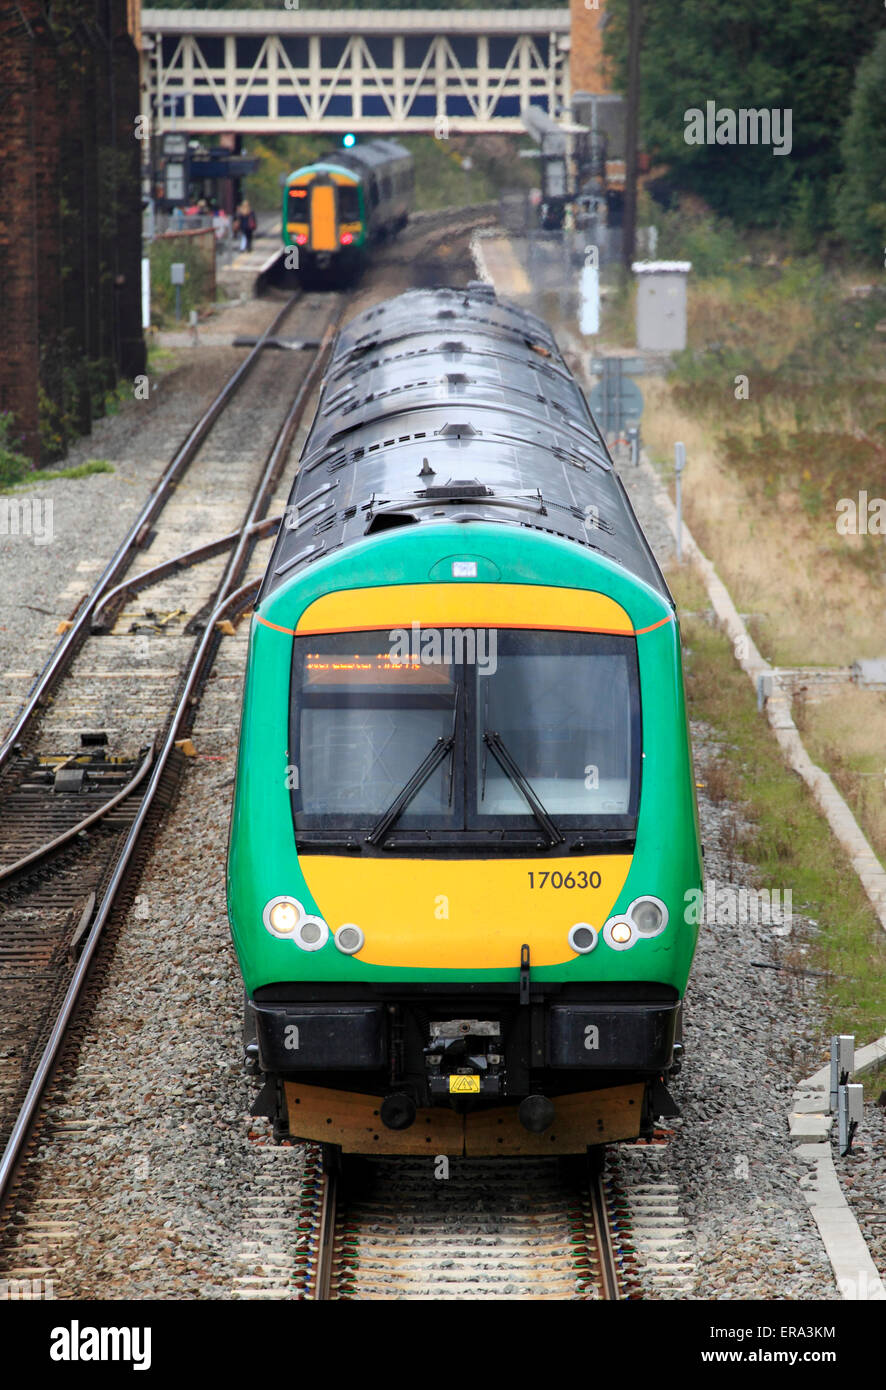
293 244 366 288
246 981 683 1155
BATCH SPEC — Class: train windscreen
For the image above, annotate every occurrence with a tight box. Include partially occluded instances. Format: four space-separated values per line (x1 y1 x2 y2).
290 629 641 840
287 185 309 220
337 183 360 221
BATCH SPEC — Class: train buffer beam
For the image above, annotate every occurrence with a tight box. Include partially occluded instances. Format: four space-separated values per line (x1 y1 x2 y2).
232 335 321 351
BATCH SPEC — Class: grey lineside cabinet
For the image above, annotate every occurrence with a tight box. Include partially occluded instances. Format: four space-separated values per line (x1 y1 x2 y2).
631 261 692 352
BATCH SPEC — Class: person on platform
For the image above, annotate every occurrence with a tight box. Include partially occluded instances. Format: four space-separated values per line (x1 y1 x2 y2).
213 205 230 245
236 200 257 252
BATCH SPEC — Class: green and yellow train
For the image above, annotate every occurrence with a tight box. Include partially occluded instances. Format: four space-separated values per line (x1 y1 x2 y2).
282 139 412 284
227 285 702 1156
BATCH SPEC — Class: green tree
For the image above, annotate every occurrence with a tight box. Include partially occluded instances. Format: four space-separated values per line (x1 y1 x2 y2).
833 30 886 263
603 0 884 228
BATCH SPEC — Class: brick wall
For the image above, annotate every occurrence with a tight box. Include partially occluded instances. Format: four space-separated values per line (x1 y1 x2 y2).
0 0 145 465
0 8 42 457
570 0 613 96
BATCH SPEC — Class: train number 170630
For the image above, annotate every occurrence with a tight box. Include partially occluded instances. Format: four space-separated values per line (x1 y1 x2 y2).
527 870 601 889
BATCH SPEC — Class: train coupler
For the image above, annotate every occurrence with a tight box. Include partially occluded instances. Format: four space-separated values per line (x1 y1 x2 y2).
424 1019 505 1099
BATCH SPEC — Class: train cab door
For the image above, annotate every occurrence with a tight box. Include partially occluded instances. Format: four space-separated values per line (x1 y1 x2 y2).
310 183 337 251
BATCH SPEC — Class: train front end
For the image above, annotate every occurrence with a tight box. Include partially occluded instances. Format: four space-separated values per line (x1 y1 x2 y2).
283 164 365 280
228 526 701 1155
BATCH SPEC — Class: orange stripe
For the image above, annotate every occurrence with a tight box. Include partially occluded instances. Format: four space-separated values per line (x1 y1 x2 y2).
634 615 674 635
295 620 637 638
255 614 297 635
256 613 673 638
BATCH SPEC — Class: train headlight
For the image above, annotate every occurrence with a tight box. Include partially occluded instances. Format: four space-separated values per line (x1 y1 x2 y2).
335 924 364 955
568 922 598 954
628 895 668 937
263 896 303 938
296 916 329 952
603 917 636 951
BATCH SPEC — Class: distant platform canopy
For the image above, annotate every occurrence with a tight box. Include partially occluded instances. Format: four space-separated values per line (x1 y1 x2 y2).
141 8 571 134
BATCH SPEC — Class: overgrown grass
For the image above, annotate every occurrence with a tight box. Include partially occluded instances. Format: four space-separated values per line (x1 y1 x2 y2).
638 240 886 666
668 242 886 567
642 375 885 667
0 411 32 487
39 458 114 482
4 458 114 490
670 561 886 1048
798 687 886 869
146 345 179 374
148 235 216 327
860 1058 886 1102
596 270 635 350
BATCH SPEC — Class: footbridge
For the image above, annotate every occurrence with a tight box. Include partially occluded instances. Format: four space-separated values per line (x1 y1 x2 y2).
141 8 572 135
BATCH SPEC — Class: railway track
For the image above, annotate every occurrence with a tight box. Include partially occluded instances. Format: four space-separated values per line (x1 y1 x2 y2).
232 1128 697 1302
322 1159 612 1300
241 1145 635 1301
0 291 344 1219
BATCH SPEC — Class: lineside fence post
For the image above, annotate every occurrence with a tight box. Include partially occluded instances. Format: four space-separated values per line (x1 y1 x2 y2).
674 441 686 562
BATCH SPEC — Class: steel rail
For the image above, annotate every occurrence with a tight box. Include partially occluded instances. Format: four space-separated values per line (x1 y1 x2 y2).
0 512 285 883
0 314 340 1208
0 583 255 1205
91 515 283 630
0 293 300 778
313 1152 340 1301
589 1166 621 1300
0 742 155 885
306 1147 623 1301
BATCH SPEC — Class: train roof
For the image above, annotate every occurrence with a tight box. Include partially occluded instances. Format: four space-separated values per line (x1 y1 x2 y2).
260 284 670 605
287 139 411 182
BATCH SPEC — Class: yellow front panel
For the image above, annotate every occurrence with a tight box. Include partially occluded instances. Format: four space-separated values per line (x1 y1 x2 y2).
299 855 632 968
291 582 636 969
294 583 634 636
310 184 337 251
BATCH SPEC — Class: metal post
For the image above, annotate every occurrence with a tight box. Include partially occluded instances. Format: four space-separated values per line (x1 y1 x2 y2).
838 1083 863 1156
171 261 186 324
141 257 151 331
829 1034 855 1113
622 0 643 274
614 357 623 438
601 358 612 436
674 441 686 562
628 426 638 466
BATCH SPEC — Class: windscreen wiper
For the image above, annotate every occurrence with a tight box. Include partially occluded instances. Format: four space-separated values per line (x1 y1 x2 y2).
482 730 565 848
366 731 455 847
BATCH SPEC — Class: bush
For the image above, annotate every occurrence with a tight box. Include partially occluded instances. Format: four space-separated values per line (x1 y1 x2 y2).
149 231 216 326
0 411 32 487
650 199 747 277
834 31 886 263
